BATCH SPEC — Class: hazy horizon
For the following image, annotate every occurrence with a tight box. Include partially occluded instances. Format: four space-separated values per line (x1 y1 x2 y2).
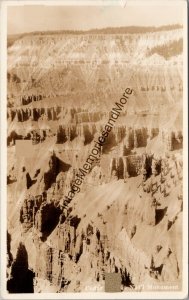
7 23 183 37
7 4 184 35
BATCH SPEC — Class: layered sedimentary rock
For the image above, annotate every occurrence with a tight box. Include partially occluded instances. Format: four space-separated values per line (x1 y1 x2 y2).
7 26 183 293
8 106 62 122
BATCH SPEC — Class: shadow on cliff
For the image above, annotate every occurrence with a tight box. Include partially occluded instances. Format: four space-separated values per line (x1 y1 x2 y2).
155 207 168 225
38 203 62 242
7 243 35 293
43 152 71 191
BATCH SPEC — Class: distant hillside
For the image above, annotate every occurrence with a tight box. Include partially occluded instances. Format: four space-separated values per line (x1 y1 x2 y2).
7 34 25 47
7 24 182 47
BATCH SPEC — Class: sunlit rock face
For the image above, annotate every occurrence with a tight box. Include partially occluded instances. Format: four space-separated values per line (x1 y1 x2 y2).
7 25 183 293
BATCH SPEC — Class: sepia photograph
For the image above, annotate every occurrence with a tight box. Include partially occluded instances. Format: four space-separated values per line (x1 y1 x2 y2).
0 0 188 298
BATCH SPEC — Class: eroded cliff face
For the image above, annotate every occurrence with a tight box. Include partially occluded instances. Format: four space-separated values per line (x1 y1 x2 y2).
11 146 182 292
7 27 183 293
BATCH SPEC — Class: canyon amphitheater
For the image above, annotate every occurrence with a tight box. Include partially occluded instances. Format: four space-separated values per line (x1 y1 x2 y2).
7 25 183 293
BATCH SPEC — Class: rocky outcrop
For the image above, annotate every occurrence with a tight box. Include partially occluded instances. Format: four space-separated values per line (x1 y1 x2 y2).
42 152 71 191
7 129 53 146
20 94 43 105
7 107 105 123
19 153 71 235
20 195 43 232
162 130 183 151
75 111 106 123
8 106 62 122
7 167 17 184
110 154 154 180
